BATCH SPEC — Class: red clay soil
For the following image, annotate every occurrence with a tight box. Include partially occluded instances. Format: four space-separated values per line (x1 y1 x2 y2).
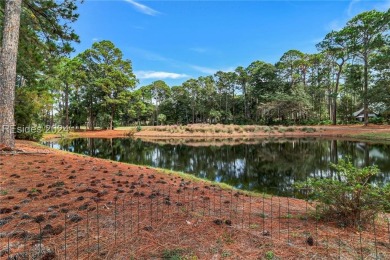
0 141 389 259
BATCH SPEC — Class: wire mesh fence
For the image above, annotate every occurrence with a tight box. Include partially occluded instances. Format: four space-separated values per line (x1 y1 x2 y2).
1 184 389 259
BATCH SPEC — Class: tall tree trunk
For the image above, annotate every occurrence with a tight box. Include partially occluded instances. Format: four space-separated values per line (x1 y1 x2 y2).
363 54 369 126
243 83 247 120
232 87 235 124
64 84 69 128
89 96 94 130
332 64 343 125
50 107 54 127
0 0 22 149
327 89 332 121
110 106 115 130
225 93 228 123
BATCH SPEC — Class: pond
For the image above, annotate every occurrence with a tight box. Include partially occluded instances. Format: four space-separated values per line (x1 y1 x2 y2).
43 137 390 195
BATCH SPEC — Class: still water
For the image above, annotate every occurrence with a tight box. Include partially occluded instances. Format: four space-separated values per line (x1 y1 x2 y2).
43 138 390 195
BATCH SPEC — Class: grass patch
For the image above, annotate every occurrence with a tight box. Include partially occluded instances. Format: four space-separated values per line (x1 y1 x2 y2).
265 251 276 260
300 127 316 133
162 248 185 259
162 248 196 260
249 223 259 229
157 168 269 197
349 132 390 141
285 127 296 132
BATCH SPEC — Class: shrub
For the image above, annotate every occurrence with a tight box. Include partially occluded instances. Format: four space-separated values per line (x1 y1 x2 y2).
300 127 316 133
125 129 136 137
319 120 332 125
243 125 256 132
16 127 44 141
296 159 390 227
136 125 142 132
162 248 186 259
265 251 275 260
157 114 167 125
185 126 194 133
369 117 384 124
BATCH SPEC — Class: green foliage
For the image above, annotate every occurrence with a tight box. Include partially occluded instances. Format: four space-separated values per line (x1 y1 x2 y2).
15 88 42 125
265 251 275 260
296 159 390 227
157 114 167 125
319 120 332 125
369 117 384 124
7 0 81 83
16 127 44 141
300 127 316 133
96 113 112 130
14 88 47 141
209 109 222 123
162 248 188 260
5 5 390 133
78 40 136 130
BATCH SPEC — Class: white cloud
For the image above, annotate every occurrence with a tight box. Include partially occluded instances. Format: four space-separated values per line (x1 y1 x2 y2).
135 71 190 79
124 0 160 16
190 65 236 74
92 37 100 42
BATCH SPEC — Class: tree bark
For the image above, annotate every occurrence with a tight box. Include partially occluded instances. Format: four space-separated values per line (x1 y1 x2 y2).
64 84 69 128
332 62 344 125
0 0 22 149
110 105 115 130
363 53 369 126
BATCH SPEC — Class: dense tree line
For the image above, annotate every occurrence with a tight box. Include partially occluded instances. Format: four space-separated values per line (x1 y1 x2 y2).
54 9 389 129
0 3 389 145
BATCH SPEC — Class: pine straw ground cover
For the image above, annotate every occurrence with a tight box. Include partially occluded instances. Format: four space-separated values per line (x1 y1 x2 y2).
0 141 389 259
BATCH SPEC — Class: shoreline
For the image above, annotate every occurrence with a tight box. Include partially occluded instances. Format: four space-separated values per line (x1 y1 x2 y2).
1 140 389 258
42 124 390 144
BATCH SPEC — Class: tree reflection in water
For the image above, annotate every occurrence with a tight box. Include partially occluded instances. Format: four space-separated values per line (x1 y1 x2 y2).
43 137 390 196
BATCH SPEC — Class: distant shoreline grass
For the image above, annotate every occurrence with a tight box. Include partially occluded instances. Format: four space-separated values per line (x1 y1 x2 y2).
41 124 390 144
348 132 390 141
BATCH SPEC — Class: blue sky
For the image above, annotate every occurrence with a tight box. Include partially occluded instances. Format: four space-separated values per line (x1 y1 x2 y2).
72 0 390 87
